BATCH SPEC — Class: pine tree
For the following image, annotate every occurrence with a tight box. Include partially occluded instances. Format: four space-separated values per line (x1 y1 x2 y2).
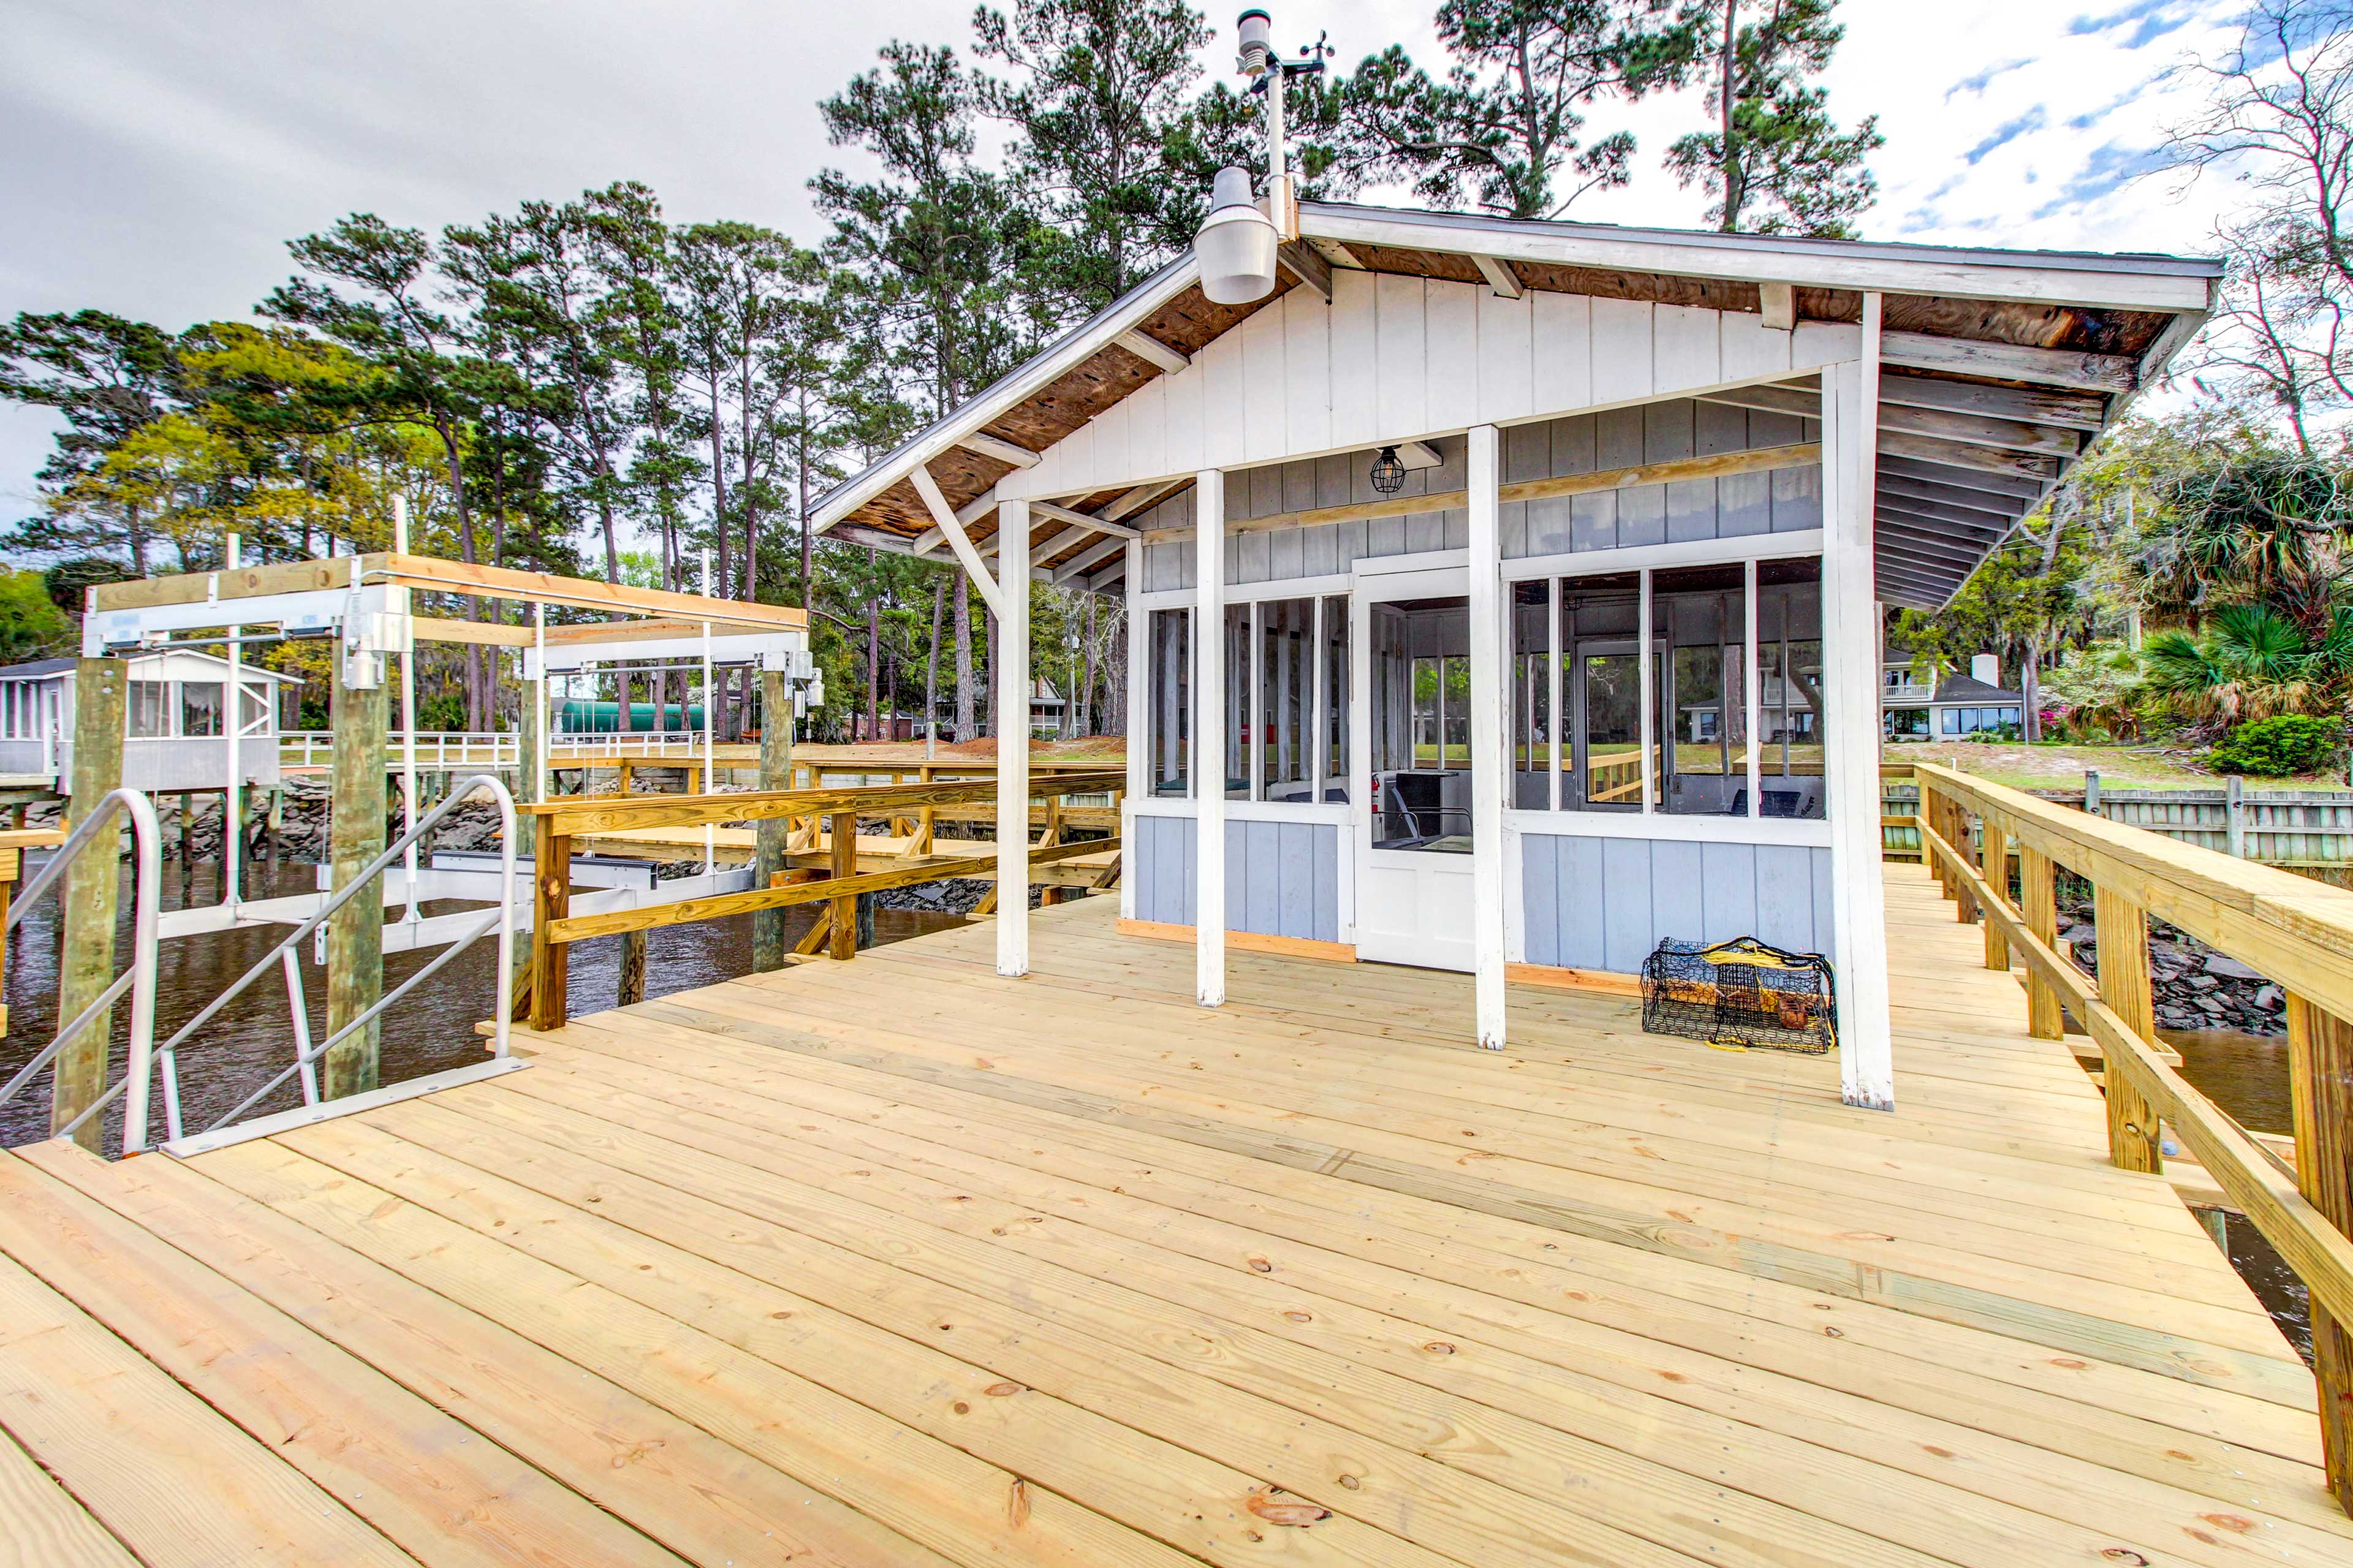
1332 1 1689 220
1662 0 1881 238
0 311 185 571
972 0 1213 314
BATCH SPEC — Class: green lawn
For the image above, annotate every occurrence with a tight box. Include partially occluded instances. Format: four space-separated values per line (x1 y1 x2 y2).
1884 739 2348 792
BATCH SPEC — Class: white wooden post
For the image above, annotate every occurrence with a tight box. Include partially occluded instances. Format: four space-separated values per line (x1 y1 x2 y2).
1121 537 1145 922
1822 295 1895 1111
1467 425 1507 1049
1195 469 1226 1007
997 500 1032 978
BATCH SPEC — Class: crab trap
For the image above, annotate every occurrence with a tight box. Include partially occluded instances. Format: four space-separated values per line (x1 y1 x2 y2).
1640 937 1836 1055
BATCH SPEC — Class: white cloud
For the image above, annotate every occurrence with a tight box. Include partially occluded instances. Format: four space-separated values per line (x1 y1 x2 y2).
0 0 2274 521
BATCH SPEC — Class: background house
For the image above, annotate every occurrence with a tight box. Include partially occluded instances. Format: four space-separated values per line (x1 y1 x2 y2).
1882 651 2026 739
0 650 296 792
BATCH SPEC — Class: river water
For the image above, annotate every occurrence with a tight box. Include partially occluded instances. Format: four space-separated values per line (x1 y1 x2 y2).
0 856 960 1153
2160 1027 2311 1359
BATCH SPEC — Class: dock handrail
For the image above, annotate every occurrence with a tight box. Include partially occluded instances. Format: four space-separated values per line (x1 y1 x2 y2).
151 773 521 1149
521 770 1124 1032
1910 759 2353 1510
0 789 162 1155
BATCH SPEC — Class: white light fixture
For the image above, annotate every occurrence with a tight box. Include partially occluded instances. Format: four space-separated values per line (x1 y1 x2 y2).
1196 165 1278 305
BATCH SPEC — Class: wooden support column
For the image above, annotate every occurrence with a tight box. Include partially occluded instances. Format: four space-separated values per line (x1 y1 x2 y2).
750 666 795 971
1820 319 1895 1112
2019 846 2064 1039
2286 993 2353 1510
1466 423 1507 1050
1978 819 2007 968
528 815 569 1031
54 657 124 1151
324 650 387 1098
617 930 646 1006
1195 469 1227 1009
828 810 857 961
996 499 1031 979
2093 885 2162 1173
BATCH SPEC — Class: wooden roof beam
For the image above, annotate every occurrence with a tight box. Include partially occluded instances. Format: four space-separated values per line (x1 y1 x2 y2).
1115 330 1190 375
1277 240 1333 301
1876 430 2060 481
1876 494 2017 534
1053 533 1129 585
908 464 1007 619
1877 474 2025 520
1879 401 2081 458
1029 498 1142 537
1879 330 2136 394
1876 453 2047 501
1472 254 1524 300
1879 370 2106 431
1759 281 1797 331
953 431 1039 469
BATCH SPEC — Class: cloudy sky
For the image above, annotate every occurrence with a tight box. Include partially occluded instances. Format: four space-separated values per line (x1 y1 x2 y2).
0 0 2257 526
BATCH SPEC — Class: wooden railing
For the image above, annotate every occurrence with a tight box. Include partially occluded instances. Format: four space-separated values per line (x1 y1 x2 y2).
1910 760 2353 1511
521 770 1124 1032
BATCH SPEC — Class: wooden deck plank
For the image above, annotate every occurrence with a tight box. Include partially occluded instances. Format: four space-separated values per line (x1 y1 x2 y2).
276 1112 1737 1568
403 1053 2352 1568
192 1138 1251 1568
483 1023 2350 1540
0 1246 416 1567
0 1422 139 1568
521 1007 2334 1488
621 987 2308 1384
0 1146 695 1568
0 863 2329 1568
18 1137 960 1568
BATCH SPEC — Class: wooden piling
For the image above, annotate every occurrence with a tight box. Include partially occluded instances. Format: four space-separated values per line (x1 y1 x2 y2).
751 668 795 972
617 929 646 1006
2093 885 2162 1173
324 654 387 1099
2286 993 2353 1509
53 657 125 1151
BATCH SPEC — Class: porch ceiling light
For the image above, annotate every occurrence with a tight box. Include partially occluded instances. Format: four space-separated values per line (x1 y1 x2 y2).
1197 165 1278 305
1370 445 1407 495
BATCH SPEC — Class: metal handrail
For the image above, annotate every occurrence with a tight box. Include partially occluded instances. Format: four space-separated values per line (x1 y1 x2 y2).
0 789 162 1155
53 773 520 1154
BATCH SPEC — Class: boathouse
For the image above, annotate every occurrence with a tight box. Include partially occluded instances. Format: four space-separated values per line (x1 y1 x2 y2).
0 649 296 793
811 193 2216 1110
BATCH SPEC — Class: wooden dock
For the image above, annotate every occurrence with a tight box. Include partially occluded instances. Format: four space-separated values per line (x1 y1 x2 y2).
0 864 2342 1566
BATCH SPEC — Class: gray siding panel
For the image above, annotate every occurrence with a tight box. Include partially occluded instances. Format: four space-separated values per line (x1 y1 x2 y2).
1521 834 1834 974
1144 411 1822 588
1131 815 1340 941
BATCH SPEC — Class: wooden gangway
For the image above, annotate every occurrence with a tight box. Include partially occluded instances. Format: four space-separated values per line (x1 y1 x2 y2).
0 867 2342 1566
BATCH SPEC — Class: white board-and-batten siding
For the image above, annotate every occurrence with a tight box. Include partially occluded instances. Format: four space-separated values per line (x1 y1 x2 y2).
1137 400 1822 593
1132 814 1342 944
1006 271 1859 502
1521 837 1836 972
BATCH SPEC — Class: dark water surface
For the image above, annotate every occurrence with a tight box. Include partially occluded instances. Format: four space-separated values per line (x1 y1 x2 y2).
1 856 961 1153
2159 1026 2311 1360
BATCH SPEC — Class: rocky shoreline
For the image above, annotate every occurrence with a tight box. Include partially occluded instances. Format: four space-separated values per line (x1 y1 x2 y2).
2056 888 2284 1036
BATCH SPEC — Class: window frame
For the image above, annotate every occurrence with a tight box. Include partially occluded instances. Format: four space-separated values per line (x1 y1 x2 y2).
1134 573 1354 815
1501 535 1827 840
